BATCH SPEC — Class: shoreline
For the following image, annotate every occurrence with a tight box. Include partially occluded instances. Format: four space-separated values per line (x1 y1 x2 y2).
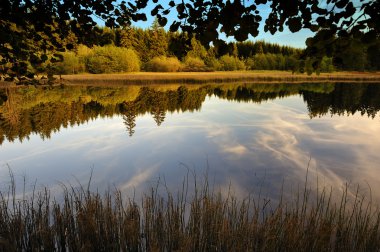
62 71 380 85
1 71 380 87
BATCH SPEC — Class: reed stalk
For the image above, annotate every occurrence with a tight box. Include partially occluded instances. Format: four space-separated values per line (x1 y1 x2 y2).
0 172 379 251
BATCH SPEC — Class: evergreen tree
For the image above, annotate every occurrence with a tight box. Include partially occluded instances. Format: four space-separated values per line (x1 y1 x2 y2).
168 32 190 60
367 42 380 70
186 37 208 60
118 27 138 49
147 18 169 60
256 43 264 54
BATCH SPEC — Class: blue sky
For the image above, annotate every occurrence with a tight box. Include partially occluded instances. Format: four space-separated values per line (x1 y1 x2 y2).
129 2 315 48
95 1 313 48
95 0 366 48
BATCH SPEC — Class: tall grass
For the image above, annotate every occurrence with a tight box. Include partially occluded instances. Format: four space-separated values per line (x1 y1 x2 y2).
0 172 379 251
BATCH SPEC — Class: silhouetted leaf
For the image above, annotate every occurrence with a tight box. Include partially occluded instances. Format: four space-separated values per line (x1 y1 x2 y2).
170 21 180 32
176 3 185 14
287 17 302 33
158 17 167 27
151 5 162 16
336 0 348 9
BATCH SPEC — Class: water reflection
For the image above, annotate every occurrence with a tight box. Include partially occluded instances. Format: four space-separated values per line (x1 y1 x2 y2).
0 83 379 202
1 83 379 144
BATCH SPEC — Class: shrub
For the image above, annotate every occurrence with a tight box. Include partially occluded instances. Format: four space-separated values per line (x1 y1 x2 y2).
320 56 335 73
182 56 208 72
218 55 245 71
245 57 255 70
86 46 140 73
145 56 182 72
285 56 299 73
205 58 221 71
54 52 85 74
252 54 269 70
77 45 92 72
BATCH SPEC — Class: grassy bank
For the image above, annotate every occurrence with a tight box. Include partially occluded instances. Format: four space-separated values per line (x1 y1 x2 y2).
0 175 379 251
2 71 380 87
60 71 380 86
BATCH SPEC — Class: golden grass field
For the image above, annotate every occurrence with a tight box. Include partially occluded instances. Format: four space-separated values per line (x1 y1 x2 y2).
1 71 380 87
60 71 380 86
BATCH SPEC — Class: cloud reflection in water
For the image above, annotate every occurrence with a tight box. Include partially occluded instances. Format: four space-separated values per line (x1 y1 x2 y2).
0 94 379 203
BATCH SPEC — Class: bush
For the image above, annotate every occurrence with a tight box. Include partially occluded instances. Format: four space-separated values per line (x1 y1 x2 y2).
218 55 245 71
205 58 221 71
320 56 335 73
252 54 269 70
245 57 255 70
182 56 208 72
86 46 140 73
77 45 91 72
54 52 85 74
145 56 182 72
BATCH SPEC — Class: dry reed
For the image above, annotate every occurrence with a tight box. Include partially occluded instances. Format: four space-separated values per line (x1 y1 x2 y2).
0 171 379 251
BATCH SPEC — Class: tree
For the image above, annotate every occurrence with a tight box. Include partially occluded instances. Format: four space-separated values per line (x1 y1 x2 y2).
0 0 147 78
367 42 380 71
168 32 190 60
256 44 264 55
1 0 379 77
218 55 245 71
186 37 208 60
320 56 335 73
146 19 169 60
334 38 368 71
118 27 138 49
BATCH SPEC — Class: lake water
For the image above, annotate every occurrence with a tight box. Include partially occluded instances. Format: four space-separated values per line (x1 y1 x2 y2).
0 83 379 202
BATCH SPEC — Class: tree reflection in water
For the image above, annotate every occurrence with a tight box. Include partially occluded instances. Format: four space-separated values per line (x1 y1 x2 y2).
0 83 379 144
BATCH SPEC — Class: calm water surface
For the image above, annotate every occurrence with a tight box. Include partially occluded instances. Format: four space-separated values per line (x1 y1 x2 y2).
0 83 379 201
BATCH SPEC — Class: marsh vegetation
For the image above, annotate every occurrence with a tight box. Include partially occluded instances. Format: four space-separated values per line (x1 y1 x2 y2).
0 172 379 251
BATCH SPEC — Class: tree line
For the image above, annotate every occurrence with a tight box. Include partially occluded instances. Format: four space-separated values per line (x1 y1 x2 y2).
31 23 338 77
27 21 378 78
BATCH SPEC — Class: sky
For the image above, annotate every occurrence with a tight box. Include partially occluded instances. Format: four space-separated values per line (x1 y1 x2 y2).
129 2 316 49
94 0 366 49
